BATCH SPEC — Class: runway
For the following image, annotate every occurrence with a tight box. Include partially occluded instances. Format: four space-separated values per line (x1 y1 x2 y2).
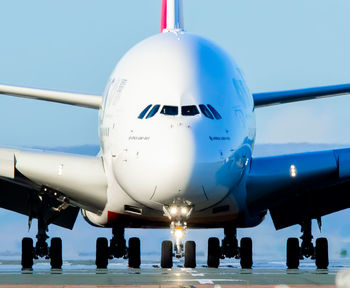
0 263 344 287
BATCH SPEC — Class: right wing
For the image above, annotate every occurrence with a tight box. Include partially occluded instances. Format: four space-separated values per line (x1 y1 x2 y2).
0 84 102 109
247 148 350 229
253 83 350 108
0 147 107 229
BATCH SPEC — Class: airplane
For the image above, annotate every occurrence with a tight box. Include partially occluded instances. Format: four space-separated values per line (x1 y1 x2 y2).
0 0 350 270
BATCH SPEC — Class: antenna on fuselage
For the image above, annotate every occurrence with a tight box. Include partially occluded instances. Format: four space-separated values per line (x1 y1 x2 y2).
160 0 184 32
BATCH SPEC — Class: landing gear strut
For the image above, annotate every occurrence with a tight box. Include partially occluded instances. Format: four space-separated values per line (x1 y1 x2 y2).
21 217 62 270
207 226 253 269
286 219 328 269
95 227 141 269
160 202 195 268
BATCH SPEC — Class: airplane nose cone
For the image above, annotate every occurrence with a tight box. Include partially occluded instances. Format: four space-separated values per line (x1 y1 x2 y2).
113 126 197 206
112 124 240 210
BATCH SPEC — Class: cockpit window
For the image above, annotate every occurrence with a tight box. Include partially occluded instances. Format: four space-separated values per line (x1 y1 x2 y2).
207 104 222 119
182 105 200 116
138 104 152 119
199 104 214 119
146 104 160 119
160 105 178 116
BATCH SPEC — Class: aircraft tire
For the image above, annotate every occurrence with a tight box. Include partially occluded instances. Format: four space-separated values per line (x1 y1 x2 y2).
286 237 300 269
21 237 34 270
207 237 220 268
240 237 253 269
96 237 109 269
50 237 63 269
184 241 196 268
128 237 141 268
161 240 173 268
315 237 329 269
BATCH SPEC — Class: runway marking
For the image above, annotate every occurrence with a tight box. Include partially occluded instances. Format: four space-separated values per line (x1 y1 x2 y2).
165 278 246 284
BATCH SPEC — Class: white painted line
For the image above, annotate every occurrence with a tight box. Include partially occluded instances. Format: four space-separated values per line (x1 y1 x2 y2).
199 279 214 284
165 278 246 284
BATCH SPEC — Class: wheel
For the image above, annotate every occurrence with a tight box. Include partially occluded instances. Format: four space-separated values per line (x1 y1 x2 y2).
21 237 34 270
184 241 196 268
240 237 253 269
286 237 300 269
207 237 220 268
96 237 109 269
50 237 63 269
161 240 173 268
315 237 329 269
128 237 141 268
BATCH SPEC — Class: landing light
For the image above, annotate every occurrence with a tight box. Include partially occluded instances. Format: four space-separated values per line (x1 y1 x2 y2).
290 165 297 178
175 228 184 239
181 207 188 215
170 206 178 216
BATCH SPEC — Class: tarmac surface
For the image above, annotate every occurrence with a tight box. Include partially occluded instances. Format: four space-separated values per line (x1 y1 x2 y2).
0 267 341 287
0 259 348 287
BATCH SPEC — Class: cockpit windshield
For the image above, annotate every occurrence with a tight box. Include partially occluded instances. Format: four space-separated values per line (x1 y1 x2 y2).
207 104 222 119
199 104 214 119
181 105 200 116
138 104 152 119
160 105 178 116
146 105 160 119
138 104 221 120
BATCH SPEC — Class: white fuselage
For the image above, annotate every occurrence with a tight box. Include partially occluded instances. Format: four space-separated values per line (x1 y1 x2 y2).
84 31 257 228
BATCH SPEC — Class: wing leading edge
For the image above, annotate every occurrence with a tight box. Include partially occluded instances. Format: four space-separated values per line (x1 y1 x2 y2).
253 83 350 108
247 148 350 229
0 84 102 109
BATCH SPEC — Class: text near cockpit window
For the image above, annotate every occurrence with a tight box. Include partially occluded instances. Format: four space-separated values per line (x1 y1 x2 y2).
160 105 178 116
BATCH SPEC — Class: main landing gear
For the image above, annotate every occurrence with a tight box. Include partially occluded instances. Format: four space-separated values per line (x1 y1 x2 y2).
286 219 328 269
95 227 141 269
22 218 62 270
207 227 253 269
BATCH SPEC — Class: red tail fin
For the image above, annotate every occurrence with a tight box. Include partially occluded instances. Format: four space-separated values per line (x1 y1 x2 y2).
160 0 184 33
160 0 167 32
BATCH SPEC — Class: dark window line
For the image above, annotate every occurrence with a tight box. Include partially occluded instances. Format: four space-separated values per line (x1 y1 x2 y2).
207 104 222 119
160 105 178 116
138 104 152 119
138 104 222 120
146 105 160 119
182 105 200 116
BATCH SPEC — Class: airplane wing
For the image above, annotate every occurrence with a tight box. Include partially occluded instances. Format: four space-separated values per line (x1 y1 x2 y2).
0 84 102 109
253 83 350 108
0 147 107 229
246 148 350 229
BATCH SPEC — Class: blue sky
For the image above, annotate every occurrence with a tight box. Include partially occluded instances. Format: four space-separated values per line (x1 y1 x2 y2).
0 0 349 146
0 0 350 262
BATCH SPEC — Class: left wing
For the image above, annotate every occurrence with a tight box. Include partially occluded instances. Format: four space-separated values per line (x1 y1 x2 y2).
0 84 102 109
246 148 350 229
0 147 107 230
253 83 350 108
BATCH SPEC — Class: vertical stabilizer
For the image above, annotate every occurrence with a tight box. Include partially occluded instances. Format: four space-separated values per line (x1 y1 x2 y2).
160 0 184 32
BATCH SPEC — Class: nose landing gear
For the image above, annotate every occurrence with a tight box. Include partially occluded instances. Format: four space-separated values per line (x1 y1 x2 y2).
161 203 195 268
